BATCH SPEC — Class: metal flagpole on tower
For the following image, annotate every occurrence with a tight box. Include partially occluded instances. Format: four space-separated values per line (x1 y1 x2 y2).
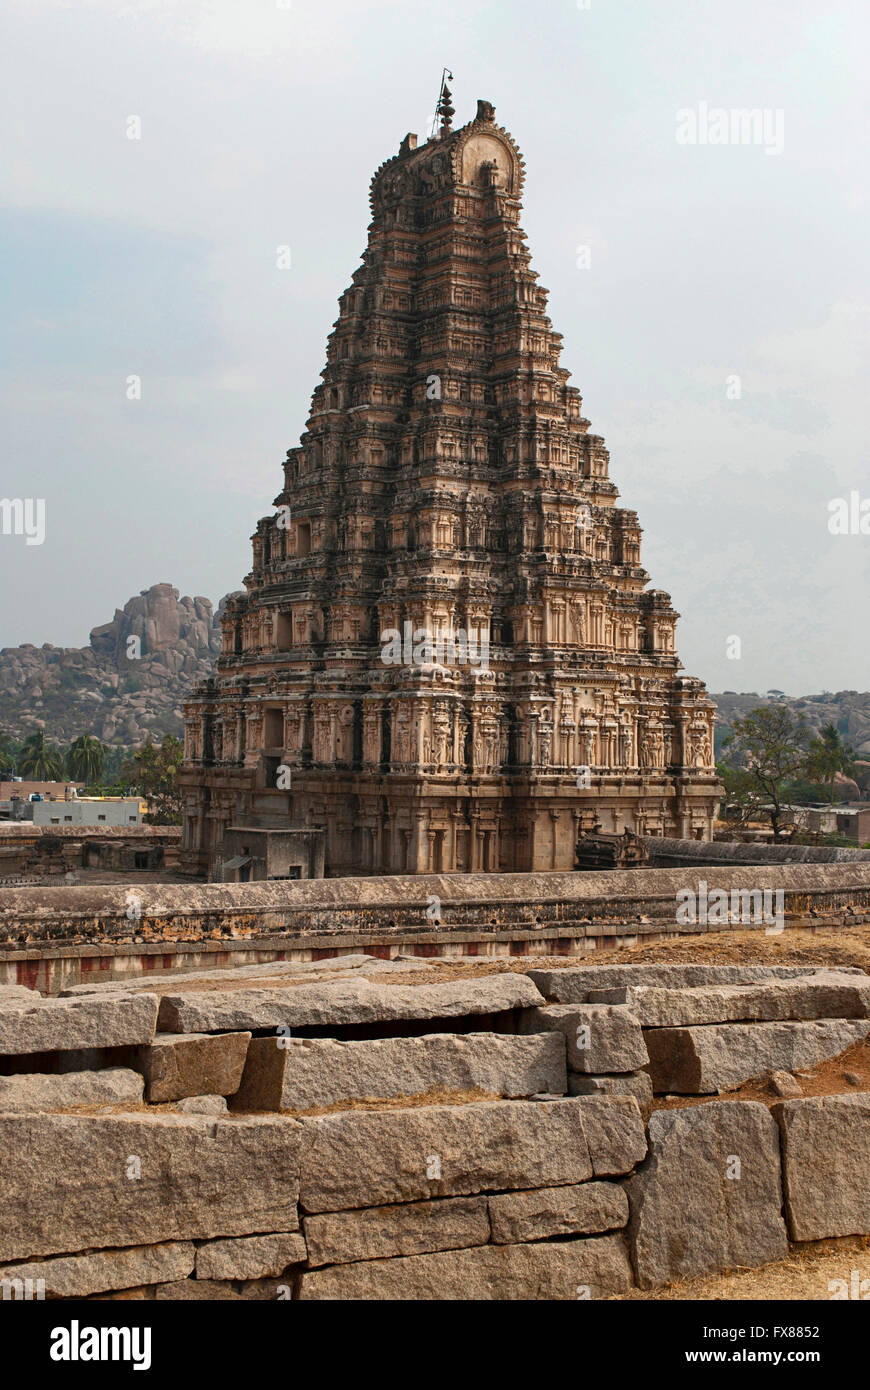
430 67 454 138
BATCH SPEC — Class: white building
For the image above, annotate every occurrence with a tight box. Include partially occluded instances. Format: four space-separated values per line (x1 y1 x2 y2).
33 798 144 828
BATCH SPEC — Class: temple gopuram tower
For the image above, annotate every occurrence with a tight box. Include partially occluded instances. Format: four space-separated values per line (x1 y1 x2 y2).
180 97 720 881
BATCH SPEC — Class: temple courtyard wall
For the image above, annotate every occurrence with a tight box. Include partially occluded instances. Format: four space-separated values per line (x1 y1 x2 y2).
1 958 869 1300
647 837 870 867
3 862 870 994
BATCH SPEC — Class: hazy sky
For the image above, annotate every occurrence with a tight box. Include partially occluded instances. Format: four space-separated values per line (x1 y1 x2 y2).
2 0 868 695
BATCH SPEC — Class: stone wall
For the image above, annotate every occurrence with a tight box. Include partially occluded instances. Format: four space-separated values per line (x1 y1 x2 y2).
0 825 181 884
647 836 870 867
1 960 868 1299
3 863 870 993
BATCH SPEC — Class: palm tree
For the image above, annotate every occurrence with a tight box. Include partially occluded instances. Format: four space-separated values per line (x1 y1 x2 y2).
18 731 65 781
66 734 105 786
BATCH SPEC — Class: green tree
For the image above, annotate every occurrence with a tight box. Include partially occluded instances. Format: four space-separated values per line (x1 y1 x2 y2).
716 762 767 826
66 734 106 786
122 734 184 824
808 722 856 802
718 706 812 842
18 731 66 781
0 732 18 774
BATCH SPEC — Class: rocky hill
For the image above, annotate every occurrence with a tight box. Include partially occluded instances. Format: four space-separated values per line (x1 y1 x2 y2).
712 691 870 760
0 584 223 746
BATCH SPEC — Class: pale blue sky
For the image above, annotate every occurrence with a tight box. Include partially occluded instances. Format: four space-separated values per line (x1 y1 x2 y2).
1 0 868 694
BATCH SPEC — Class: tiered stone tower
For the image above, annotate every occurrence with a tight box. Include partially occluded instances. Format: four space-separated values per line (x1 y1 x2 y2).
180 97 720 880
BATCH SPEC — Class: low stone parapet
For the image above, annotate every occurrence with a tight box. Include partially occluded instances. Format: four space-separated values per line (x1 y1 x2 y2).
3 863 870 960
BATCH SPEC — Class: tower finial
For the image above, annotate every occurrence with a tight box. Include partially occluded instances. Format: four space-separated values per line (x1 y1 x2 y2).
432 67 454 137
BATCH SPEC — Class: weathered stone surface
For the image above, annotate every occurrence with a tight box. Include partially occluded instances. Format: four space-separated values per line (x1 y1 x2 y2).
0 1242 194 1298
488 1182 628 1244
526 964 859 1003
627 1101 788 1289
0 985 42 1004
87 1286 154 1300
177 1094 227 1114
520 1004 648 1073
775 1094 870 1240
0 1113 301 1262
300 1096 643 1213
233 1032 566 1112
0 993 158 1055
567 1071 654 1119
299 1098 593 1212
137 1031 250 1102
303 1197 490 1267
626 975 870 1028
158 974 544 1035
196 1232 307 1280
644 1020 870 1094
770 1071 802 1098
574 1095 647 1176
62 954 434 998
0 1067 144 1112
298 1234 633 1300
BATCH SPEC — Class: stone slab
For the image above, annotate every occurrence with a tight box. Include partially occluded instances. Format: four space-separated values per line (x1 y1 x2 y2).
644 1019 870 1094
567 1071 654 1119
0 1067 144 1112
519 1003 648 1073
0 986 42 1004
85 1287 154 1300
574 1095 647 1176
304 1197 490 1267
0 993 159 1055
137 1031 250 1102
299 1098 594 1212
0 1113 302 1263
232 1032 566 1112
0 1242 194 1299
774 1094 870 1240
177 1095 227 1114
488 1182 628 1244
299 1096 645 1213
627 1100 788 1289
297 1234 633 1300
195 1232 307 1280
60 954 431 996
625 974 870 1028
157 974 544 1034
526 964 861 1003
